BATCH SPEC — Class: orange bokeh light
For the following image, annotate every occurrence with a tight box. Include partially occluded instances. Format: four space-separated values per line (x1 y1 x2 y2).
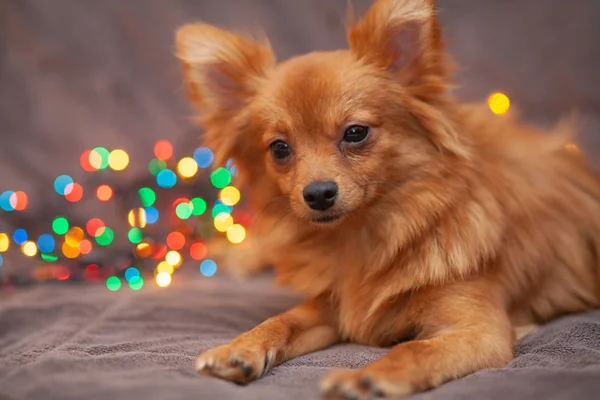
96 185 113 202
86 218 105 237
154 140 173 161
9 191 28 211
79 239 92 255
64 183 84 202
190 242 207 260
166 231 185 250
80 150 96 172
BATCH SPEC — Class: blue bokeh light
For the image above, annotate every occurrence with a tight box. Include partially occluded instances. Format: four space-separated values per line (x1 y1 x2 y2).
156 169 177 188
193 147 214 168
200 259 217 277
54 175 74 195
145 207 159 224
13 229 28 245
37 234 56 253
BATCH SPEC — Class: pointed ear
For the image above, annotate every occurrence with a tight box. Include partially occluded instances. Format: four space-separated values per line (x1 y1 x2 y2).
175 24 275 165
347 0 447 87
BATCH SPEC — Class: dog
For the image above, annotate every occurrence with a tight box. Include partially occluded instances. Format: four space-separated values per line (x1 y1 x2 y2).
175 0 600 398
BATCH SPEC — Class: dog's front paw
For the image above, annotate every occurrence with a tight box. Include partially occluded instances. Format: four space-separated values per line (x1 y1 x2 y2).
195 343 275 385
321 368 412 400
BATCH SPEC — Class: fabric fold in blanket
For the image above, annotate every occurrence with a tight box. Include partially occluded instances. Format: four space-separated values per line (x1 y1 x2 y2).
1 271 599 400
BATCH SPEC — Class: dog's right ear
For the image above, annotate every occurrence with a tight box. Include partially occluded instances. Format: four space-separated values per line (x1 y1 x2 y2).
176 24 275 164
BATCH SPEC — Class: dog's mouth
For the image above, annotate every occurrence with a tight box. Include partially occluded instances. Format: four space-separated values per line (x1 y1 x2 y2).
312 214 343 224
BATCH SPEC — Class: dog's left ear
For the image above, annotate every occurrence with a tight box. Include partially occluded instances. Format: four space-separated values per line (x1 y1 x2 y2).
348 0 447 87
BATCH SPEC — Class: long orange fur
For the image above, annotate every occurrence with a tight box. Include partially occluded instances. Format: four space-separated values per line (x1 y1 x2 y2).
175 0 600 398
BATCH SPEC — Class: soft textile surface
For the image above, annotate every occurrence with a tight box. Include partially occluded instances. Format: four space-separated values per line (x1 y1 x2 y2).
1 271 600 400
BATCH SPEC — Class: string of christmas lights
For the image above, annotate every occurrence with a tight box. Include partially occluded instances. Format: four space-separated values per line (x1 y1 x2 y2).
0 139 249 291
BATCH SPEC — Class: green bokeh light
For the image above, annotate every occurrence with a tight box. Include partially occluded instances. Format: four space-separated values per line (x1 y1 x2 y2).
52 217 69 235
148 159 167 176
93 147 110 170
191 198 207 216
212 203 232 218
175 202 193 220
138 187 156 207
128 228 143 244
95 227 114 246
106 276 121 291
210 168 231 189
128 276 144 291
41 253 58 262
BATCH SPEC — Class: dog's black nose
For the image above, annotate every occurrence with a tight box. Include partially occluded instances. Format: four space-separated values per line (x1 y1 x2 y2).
302 181 338 211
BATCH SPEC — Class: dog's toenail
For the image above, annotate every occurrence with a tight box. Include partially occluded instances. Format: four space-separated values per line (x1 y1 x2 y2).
359 376 372 389
242 364 253 377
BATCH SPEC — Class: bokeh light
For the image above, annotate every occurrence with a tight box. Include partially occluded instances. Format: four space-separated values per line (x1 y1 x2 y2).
157 169 177 188
91 147 110 170
200 259 217 277
193 147 214 168
488 92 511 115
156 261 174 275
64 183 84 202
156 272 172 287
154 140 173 161
138 187 156 207
214 212 234 232
108 149 130 171
212 201 232 218
95 227 114 246
190 198 207 216
62 242 80 259
125 267 140 282
190 242 207 260
165 250 182 267
22 241 38 257
0 233 9 252
52 217 69 235
96 185 113 202
177 157 198 178
135 242 153 258
129 276 144 291
175 201 193 220
128 208 147 228
148 159 167 176
145 207 159 224
106 276 121 291
0 191 15 211
86 218 105 237
210 168 232 189
54 175 74 195
65 227 85 247
79 239 92 255
80 150 96 172
219 186 241 206
226 224 246 244
37 234 56 253
128 228 143 244
9 191 28 211
0 254 3 266
13 229 28 245
166 231 185 250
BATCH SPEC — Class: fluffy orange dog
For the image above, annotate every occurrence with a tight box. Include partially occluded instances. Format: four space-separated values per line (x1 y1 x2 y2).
176 0 600 398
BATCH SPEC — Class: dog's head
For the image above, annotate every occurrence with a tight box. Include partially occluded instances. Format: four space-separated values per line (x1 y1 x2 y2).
176 0 466 227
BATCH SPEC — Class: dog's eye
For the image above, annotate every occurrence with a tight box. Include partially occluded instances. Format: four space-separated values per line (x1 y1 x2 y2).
269 140 292 162
342 125 370 144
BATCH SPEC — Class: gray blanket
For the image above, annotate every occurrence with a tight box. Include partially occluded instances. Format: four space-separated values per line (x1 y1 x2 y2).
1 270 599 400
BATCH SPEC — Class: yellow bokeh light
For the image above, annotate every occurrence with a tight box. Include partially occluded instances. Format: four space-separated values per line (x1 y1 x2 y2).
165 250 182 267
488 92 510 115
0 233 9 252
22 241 38 257
128 208 147 228
108 149 130 171
136 242 153 258
214 212 234 232
219 186 241 206
177 157 198 178
65 227 84 247
156 261 175 275
226 224 246 244
62 242 80 259
156 271 172 288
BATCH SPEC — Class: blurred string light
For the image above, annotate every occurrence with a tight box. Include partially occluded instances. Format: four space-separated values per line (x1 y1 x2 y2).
1 140 251 291
488 92 511 115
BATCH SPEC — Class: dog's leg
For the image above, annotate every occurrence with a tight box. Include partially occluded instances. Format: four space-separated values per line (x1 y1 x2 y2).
321 285 514 399
196 295 338 384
